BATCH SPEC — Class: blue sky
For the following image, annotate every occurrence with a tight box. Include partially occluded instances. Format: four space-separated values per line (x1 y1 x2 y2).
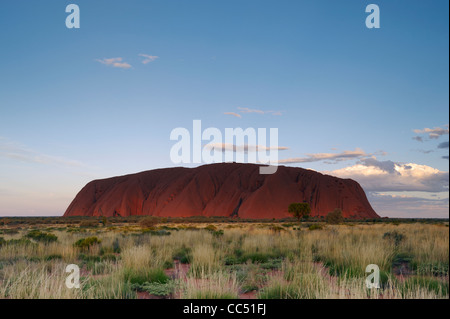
0 0 448 217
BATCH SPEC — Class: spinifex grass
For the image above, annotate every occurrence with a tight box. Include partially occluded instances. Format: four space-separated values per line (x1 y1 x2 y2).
0 222 448 299
181 270 240 299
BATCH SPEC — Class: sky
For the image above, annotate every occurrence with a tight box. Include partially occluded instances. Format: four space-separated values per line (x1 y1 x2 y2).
0 0 448 218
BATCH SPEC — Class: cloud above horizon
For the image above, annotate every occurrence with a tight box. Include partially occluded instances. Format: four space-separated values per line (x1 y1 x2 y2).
203 143 288 152
96 57 132 69
139 53 159 64
224 107 283 117
277 148 368 164
328 159 449 193
237 107 266 114
413 124 449 141
223 112 242 118
237 107 284 116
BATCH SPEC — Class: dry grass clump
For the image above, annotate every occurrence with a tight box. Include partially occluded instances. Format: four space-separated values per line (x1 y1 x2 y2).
0 222 448 299
181 271 240 299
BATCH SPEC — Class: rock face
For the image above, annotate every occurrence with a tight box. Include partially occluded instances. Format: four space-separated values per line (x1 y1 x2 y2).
64 163 379 219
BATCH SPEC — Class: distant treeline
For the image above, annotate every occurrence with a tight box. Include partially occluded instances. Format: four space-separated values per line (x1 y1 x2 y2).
0 215 448 226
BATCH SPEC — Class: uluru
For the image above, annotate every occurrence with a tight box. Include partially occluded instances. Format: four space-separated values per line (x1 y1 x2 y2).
64 163 379 219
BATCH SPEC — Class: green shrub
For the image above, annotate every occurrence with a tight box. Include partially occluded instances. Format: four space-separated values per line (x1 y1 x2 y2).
260 258 283 270
74 237 102 249
308 224 323 231
392 252 413 267
26 230 58 243
326 262 364 278
163 260 174 269
132 281 175 296
224 256 238 265
173 246 192 264
123 268 169 285
212 230 224 237
288 202 311 221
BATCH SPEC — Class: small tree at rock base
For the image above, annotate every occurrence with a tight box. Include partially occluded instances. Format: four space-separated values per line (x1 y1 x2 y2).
288 203 311 222
326 208 344 224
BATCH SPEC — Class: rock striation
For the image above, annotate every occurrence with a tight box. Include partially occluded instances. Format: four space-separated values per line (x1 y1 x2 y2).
64 163 379 219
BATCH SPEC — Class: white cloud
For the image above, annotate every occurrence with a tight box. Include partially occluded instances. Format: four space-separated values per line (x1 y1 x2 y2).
235 107 283 116
96 57 122 65
328 160 449 193
204 143 288 152
223 112 242 118
322 157 449 217
96 57 132 69
139 53 159 64
112 62 132 69
413 125 449 140
278 148 368 164
237 107 265 114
